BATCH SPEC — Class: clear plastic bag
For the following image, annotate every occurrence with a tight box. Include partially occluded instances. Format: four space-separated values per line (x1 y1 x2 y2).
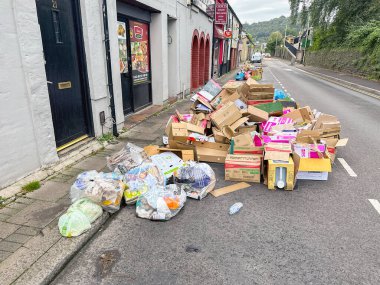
174 161 216 200
58 210 92 237
123 162 164 205
107 142 147 174
136 184 186 221
67 198 103 223
70 171 125 213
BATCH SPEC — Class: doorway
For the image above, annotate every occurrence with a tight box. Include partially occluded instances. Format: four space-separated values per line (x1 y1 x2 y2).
35 0 92 148
117 15 152 115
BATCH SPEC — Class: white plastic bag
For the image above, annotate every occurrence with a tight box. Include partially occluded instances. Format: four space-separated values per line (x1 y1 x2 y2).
58 210 91 237
68 198 103 223
136 184 186 221
174 161 216 200
70 171 125 213
107 142 147 174
123 162 164 205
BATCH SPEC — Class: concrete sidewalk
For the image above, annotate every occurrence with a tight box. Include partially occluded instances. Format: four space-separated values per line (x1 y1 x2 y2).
0 70 237 285
0 99 191 285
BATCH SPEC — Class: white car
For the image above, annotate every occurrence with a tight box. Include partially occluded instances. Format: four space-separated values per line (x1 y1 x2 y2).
251 53 262 63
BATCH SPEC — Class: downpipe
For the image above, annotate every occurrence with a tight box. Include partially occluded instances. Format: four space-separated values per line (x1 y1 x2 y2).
102 0 119 137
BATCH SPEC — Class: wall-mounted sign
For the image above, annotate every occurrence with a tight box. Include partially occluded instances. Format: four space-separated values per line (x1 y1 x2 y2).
215 3 228 25
129 20 150 84
224 29 232 38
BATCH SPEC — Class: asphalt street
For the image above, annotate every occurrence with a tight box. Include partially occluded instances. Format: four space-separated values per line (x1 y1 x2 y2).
53 59 380 285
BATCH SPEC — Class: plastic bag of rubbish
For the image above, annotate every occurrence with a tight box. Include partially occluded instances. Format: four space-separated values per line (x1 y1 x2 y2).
123 162 165 205
274 89 288 100
136 184 186 221
107 142 147 174
174 161 216 200
58 210 91 237
70 171 125 213
68 198 103 223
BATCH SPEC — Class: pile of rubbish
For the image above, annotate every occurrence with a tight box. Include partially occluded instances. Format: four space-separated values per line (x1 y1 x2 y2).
58 73 348 237
235 62 263 81
163 76 347 190
58 144 216 237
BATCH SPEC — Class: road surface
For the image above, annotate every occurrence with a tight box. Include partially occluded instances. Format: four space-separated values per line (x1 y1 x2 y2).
53 59 380 285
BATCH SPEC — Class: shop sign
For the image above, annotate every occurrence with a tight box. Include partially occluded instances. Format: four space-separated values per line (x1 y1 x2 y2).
215 3 228 25
130 20 150 84
224 29 232 38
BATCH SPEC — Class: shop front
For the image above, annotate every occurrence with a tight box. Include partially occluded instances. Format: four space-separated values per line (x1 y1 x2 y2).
117 1 155 115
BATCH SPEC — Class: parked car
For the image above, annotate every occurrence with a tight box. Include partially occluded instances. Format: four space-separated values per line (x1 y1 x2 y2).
251 53 262 63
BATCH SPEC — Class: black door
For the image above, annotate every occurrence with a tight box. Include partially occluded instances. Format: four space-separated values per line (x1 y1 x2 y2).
36 0 91 147
117 16 152 115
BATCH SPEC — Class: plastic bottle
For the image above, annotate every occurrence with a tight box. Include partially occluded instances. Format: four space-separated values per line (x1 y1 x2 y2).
229 202 243 215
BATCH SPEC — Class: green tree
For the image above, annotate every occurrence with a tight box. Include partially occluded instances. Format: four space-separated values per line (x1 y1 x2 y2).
266 31 283 55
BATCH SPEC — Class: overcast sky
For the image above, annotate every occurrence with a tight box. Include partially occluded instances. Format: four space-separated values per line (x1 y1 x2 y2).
228 0 290 23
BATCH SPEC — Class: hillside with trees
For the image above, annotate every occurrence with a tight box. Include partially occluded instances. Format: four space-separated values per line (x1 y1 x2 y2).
289 0 380 80
243 16 300 43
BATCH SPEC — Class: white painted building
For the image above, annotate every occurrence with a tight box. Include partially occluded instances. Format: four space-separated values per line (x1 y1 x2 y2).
0 0 213 188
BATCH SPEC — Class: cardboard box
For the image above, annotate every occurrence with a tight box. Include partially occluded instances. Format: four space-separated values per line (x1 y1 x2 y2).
157 148 194 161
268 157 295 190
293 143 326 159
194 141 229 163
210 101 242 129
283 106 314 124
222 81 243 93
225 154 262 183
222 117 249 139
245 105 269 122
264 143 292 161
324 138 348 162
167 122 204 140
293 153 332 181
210 90 240 109
235 125 257 134
212 127 229 144
246 99 274 106
238 82 274 100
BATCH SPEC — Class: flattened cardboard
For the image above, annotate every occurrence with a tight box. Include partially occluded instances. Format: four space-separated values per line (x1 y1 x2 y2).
212 127 229 143
283 106 313 123
246 105 269 122
210 182 251 197
255 101 283 116
264 143 292 161
233 132 253 147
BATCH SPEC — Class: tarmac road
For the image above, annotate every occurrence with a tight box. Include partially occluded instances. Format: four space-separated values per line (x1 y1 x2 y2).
53 59 380 285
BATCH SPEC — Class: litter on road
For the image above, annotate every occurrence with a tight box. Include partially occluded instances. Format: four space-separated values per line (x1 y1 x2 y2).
58 65 349 236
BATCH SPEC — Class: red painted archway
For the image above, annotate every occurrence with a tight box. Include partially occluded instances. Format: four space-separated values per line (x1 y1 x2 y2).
191 30 199 89
199 35 205 86
204 35 210 83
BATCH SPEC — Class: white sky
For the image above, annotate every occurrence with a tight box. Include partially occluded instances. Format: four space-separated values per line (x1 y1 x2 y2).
228 0 291 23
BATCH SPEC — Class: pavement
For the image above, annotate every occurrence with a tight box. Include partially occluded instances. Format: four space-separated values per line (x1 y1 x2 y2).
0 70 237 285
2 61 380 284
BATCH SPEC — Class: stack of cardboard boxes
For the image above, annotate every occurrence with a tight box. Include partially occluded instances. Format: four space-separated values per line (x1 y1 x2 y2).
162 77 347 191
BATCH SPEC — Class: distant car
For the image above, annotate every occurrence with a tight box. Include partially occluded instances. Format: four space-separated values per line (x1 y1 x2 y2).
251 53 262 63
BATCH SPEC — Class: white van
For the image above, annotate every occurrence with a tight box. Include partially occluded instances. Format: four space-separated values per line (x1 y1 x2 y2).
251 53 262 63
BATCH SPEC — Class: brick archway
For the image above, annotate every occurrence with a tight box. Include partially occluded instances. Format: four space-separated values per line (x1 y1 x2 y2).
199 35 205 86
191 30 199 89
204 35 210 83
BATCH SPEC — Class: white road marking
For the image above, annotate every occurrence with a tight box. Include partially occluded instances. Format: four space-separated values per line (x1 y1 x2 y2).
284 68 293 71
368 199 380 215
337 158 357 177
